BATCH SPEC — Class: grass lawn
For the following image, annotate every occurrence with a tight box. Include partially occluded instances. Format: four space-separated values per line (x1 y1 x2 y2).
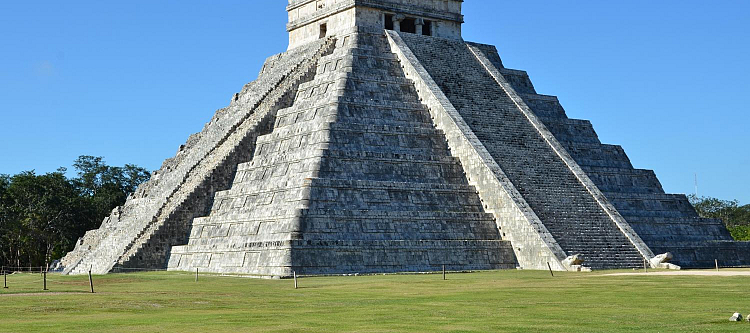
1 269 748 332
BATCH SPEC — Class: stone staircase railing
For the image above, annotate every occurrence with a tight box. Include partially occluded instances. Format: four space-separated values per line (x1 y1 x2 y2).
386 30 568 271
465 43 655 265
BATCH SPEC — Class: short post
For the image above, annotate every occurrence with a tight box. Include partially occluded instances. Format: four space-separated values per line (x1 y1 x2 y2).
195 268 199 282
547 262 554 277
3 269 7 289
442 265 446 280
715 259 719 272
88 268 95 293
293 271 298 289
643 259 647 272
43 270 48 291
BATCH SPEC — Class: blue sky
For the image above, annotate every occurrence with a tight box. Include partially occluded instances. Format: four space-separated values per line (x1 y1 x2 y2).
1 1 748 203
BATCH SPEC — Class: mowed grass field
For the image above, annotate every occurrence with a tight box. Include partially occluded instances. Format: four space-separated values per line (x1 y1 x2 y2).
1 269 749 332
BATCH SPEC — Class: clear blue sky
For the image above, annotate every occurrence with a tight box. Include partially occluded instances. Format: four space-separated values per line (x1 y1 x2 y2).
1 1 748 203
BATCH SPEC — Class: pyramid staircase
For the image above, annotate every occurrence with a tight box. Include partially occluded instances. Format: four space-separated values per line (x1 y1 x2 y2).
166 30 516 276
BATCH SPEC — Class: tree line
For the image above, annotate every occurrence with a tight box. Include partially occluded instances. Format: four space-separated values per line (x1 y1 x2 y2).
0 156 150 268
688 195 750 240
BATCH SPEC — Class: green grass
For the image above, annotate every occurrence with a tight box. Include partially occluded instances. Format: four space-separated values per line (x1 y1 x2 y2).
1 269 749 332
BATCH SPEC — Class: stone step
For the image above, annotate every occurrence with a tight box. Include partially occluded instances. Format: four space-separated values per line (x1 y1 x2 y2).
335 88 420 102
275 102 432 128
563 142 634 169
518 93 568 119
253 123 451 157
333 116 435 128
604 192 696 216
169 238 516 276
337 96 427 110
581 166 664 194
625 216 732 242
537 117 600 144
296 74 341 92
237 144 457 174
345 73 413 86
499 68 536 94
328 121 440 134
306 178 484 212
187 209 500 243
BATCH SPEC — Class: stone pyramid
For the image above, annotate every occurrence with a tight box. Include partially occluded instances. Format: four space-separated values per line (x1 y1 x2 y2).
59 0 749 276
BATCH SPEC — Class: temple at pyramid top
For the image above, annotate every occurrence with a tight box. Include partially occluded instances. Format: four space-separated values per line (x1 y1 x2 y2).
287 0 463 48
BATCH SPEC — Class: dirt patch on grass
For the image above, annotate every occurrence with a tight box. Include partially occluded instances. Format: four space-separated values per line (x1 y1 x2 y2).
604 269 750 277
0 292 94 297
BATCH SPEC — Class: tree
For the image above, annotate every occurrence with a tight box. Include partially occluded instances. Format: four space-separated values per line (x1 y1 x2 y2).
0 156 150 268
0 171 83 267
688 195 750 241
688 195 739 225
71 156 150 232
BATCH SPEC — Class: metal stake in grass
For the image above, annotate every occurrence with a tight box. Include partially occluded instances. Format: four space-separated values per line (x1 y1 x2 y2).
88 267 95 293
196 268 199 282
643 259 647 272
3 269 7 289
43 270 48 291
547 262 554 277
715 259 719 272
293 271 298 289
442 265 446 280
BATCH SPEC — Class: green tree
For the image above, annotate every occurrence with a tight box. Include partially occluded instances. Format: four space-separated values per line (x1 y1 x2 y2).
688 195 739 224
0 156 150 268
71 156 150 231
688 195 750 241
0 171 84 267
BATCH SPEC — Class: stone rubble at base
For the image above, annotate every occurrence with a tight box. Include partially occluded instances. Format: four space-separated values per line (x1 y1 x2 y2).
58 0 750 276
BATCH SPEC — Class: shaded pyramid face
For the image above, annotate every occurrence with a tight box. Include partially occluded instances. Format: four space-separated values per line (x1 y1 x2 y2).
58 1 749 276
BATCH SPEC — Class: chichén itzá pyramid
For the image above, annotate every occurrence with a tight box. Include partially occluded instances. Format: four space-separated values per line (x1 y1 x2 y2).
58 0 750 277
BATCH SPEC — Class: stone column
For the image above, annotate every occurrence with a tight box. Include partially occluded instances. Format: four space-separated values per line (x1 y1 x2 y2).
393 14 405 32
415 18 425 35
